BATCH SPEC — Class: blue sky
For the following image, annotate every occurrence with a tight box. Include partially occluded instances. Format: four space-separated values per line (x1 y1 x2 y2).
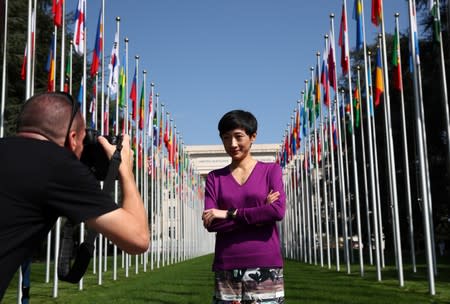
66 0 411 145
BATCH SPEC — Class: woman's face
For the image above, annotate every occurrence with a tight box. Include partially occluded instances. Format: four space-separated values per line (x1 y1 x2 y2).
221 128 256 161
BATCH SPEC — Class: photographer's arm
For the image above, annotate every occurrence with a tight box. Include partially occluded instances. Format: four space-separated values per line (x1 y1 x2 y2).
86 135 150 254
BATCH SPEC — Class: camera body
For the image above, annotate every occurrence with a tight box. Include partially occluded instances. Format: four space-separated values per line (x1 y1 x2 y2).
80 129 122 180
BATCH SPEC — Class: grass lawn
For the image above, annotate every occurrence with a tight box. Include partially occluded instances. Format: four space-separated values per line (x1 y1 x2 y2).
2 254 450 303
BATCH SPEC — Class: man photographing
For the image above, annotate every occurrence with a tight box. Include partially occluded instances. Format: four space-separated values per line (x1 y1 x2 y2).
0 92 150 300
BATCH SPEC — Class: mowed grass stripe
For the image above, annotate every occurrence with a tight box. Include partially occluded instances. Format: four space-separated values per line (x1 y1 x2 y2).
3 254 450 303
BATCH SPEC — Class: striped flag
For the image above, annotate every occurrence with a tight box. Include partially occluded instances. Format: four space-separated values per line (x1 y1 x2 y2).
73 0 85 55
374 46 384 107
45 33 56 92
138 80 145 130
129 68 137 120
353 0 363 50
90 9 103 77
392 22 403 91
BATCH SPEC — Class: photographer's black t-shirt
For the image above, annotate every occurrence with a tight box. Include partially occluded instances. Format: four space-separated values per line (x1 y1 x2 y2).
0 137 118 300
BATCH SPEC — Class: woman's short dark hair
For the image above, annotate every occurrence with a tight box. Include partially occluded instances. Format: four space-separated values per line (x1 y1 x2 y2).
218 110 257 137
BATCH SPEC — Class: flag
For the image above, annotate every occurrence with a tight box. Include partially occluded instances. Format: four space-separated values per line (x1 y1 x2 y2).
327 30 337 90
89 82 96 128
315 61 321 108
147 84 154 135
129 68 137 120
52 0 63 27
64 53 71 92
339 3 350 75
295 108 300 150
153 96 158 147
45 33 56 92
21 8 36 81
108 32 120 95
73 0 85 55
392 23 403 91
77 76 84 105
104 93 110 135
159 109 163 149
409 1 420 69
353 85 361 128
138 80 145 130
332 115 338 150
374 46 384 107
353 0 363 50
321 44 330 107
429 0 441 42
90 9 103 77
371 0 382 26
164 119 169 149
118 54 126 108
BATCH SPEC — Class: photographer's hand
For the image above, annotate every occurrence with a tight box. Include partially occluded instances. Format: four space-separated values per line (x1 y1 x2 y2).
92 134 149 254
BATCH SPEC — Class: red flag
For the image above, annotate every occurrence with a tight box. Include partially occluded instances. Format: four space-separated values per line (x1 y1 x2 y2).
338 4 349 75
371 0 382 26
52 0 63 27
327 30 337 90
129 68 137 120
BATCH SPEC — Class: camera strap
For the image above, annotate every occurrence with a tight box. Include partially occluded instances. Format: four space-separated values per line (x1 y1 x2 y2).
58 140 123 283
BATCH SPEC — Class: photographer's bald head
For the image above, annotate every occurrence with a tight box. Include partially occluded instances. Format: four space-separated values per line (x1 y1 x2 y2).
16 92 86 157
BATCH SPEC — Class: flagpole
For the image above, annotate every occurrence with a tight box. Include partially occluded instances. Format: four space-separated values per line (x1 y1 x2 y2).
134 54 140 275
378 0 404 284
312 63 323 267
30 1 36 96
300 93 308 263
434 0 450 176
340 89 352 272
68 41 73 94
343 0 364 275
318 52 331 268
59 0 65 91
97 0 106 285
330 13 348 271
142 69 148 273
124 37 130 279
356 65 373 267
79 0 87 289
324 33 339 269
113 15 120 282
82 0 87 118
25 0 32 98
407 0 435 294
304 80 312 264
0 0 8 138
53 0 66 295
394 12 416 273
124 37 129 134
325 35 340 271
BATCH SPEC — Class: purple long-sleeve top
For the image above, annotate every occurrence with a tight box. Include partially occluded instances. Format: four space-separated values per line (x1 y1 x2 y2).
204 161 286 271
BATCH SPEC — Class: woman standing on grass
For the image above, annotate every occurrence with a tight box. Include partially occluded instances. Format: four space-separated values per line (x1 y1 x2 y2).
202 110 286 304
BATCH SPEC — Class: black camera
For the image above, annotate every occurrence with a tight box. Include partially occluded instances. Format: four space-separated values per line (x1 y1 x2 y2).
80 129 123 180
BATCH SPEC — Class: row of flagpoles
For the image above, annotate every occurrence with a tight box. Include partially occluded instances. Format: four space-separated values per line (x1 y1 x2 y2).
278 0 449 296
1 0 214 301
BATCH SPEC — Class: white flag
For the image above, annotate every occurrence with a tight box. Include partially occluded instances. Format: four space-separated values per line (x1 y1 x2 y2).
108 32 120 95
73 0 85 55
